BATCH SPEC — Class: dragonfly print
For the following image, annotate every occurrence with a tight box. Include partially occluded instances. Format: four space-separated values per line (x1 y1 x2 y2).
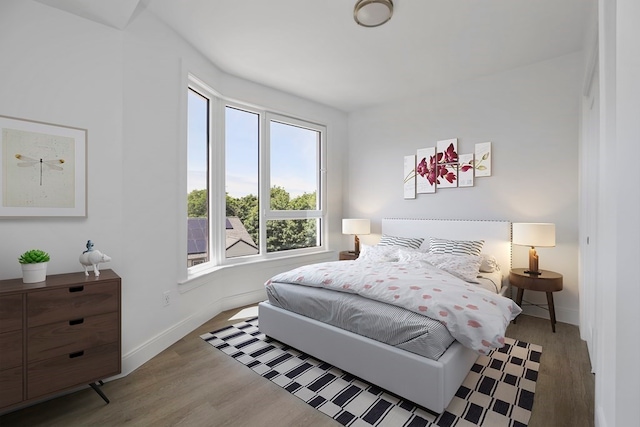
15 154 65 186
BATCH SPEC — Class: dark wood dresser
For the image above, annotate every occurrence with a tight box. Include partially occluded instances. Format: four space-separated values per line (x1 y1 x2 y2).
0 269 121 412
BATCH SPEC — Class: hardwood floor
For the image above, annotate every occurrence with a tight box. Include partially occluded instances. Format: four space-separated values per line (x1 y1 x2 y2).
506 314 594 427
0 306 594 427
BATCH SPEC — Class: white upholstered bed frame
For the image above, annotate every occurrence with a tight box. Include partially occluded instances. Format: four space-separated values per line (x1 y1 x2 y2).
258 218 512 413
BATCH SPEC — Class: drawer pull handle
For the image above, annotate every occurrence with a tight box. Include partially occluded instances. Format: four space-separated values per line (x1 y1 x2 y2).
69 351 85 359
69 318 84 326
69 286 84 293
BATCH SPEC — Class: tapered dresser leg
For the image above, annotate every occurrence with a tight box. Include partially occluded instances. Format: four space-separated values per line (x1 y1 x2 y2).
89 382 110 404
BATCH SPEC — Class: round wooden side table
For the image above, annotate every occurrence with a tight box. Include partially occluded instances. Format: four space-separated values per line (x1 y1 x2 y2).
339 251 358 261
509 268 563 333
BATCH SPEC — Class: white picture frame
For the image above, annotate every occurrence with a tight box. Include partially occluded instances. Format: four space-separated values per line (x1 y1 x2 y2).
0 115 87 217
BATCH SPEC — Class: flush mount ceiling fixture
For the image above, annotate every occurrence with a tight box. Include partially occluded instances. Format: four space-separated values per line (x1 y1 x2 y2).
354 0 394 27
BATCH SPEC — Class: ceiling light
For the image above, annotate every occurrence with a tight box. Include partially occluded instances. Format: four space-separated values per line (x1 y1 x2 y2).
354 0 393 28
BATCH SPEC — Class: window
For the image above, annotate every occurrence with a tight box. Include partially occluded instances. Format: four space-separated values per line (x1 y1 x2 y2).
186 88 210 267
265 115 323 253
186 76 326 270
225 106 260 259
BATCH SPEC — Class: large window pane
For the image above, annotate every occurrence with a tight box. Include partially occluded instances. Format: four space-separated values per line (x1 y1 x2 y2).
270 121 319 210
186 76 326 272
187 89 209 266
225 106 260 258
266 219 321 252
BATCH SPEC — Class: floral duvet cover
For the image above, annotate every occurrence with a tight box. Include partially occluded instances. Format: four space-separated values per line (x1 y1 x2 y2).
266 259 521 354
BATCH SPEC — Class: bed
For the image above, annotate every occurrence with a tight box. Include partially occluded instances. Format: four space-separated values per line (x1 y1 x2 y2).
258 218 517 413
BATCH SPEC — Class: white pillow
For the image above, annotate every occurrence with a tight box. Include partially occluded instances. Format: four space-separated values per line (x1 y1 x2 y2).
396 247 429 263
421 253 482 283
479 254 499 273
356 244 399 262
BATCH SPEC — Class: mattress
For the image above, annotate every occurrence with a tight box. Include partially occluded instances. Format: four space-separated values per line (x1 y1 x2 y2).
476 270 504 294
266 281 455 360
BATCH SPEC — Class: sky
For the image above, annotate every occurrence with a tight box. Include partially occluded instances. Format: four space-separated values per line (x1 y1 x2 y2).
187 90 318 199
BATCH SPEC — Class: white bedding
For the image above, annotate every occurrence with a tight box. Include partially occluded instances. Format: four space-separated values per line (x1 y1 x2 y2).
267 259 521 354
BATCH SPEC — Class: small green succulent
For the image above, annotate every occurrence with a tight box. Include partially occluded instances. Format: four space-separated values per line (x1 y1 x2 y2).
18 249 50 264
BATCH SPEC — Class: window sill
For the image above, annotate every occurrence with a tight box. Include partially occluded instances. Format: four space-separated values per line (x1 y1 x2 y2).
178 264 228 293
178 250 336 293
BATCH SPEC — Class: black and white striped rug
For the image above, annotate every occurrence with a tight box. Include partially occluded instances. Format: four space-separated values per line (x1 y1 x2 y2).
201 318 541 427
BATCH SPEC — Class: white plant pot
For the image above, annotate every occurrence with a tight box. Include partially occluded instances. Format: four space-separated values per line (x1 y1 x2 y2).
21 262 48 284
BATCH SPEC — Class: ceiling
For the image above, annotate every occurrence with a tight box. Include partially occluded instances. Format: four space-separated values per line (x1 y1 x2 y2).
36 0 593 112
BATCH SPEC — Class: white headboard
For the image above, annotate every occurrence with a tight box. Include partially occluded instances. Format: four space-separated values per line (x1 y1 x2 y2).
382 218 512 287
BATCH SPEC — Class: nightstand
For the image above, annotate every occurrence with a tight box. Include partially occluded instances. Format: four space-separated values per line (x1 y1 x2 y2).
339 251 358 261
509 268 563 332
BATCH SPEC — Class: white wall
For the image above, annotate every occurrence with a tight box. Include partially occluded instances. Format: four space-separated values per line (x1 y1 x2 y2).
614 0 640 422
0 1 125 278
347 53 582 325
0 0 348 375
591 1 640 426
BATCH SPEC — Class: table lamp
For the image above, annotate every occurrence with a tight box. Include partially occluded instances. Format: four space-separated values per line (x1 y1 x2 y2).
512 223 556 275
342 219 370 255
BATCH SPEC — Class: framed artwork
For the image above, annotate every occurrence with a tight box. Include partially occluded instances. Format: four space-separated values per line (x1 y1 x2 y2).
0 115 87 217
403 155 416 199
474 142 492 177
458 153 474 187
402 139 493 199
437 163 458 188
437 138 458 164
416 147 436 194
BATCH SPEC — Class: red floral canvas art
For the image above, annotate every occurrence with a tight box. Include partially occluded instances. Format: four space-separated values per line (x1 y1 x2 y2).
416 147 436 194
437 138 458 164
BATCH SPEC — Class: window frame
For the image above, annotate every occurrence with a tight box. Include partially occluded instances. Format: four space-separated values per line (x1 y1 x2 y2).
186 86 212 267
261 112 326 255
185 74 327 278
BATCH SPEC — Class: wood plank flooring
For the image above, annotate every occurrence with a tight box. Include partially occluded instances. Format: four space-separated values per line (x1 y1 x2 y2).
0 306 594 427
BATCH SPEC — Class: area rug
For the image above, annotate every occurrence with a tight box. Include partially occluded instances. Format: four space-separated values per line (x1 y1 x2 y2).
201 318 541 427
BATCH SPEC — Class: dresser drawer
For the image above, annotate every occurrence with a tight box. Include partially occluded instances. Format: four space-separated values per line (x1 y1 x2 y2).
0 294 23 333
0 330 23 369
28 312 119 362
0 366 23 408
27 342 120 399
28 282 119 327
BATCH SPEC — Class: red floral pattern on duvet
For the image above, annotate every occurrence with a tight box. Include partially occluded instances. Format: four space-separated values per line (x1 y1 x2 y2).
268 260 522 354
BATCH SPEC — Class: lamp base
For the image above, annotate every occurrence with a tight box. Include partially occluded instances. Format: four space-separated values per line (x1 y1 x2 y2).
527 247 540 276
523 270 542 276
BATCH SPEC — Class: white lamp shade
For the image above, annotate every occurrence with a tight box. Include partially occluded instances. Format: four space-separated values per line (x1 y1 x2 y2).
342 219 371 235
354 0 393 27
512 223 556 247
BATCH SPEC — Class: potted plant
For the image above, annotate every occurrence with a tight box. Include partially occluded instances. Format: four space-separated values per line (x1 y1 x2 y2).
18 249 50 283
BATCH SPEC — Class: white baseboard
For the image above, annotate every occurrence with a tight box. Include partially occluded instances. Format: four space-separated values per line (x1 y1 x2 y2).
118 288 265 377
111 252 336 381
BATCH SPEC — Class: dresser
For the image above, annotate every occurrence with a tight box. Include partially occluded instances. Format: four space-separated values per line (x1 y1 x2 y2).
0 269 121 412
